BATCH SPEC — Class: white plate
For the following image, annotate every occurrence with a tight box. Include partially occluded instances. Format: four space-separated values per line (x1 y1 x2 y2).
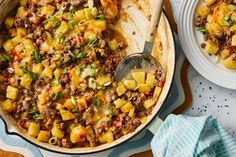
178 0 236 90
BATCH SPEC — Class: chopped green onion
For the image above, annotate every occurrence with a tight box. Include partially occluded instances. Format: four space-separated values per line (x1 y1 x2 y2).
52 20 61 28
88 78 96 89
51 80 60 87
0 54 10 62
68 21 74 30
68 50 76 58
215 54 221 64
197 27 208 34
92 7 98 17
106 104 113 116
96 14 105 20
228 4 236 10
49 137 58 145
32 50 42 63
96 86 105 90
93 98 101 107
45 31 53 39
19 66 39 80
86 38 97 47
88 64 95 76
26 108 37 114
76 52 87 61
88 0 94 8
33 114 43 120
51 92 64 101
71 96 77 105
76 66 82 75
71 108 78 113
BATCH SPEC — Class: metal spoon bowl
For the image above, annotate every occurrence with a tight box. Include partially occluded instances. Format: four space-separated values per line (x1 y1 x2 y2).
114 0 164 81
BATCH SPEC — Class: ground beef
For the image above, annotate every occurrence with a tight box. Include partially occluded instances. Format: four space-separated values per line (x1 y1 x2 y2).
193 15 206 27
123 118 141 132
61 138 73 148
0 83 7 101
60 73 70 84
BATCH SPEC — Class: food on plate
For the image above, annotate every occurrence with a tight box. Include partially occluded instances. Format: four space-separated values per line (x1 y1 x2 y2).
194 0 236 69
0 0 164 148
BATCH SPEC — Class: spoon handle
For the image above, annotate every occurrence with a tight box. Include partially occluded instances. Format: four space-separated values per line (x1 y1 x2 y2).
145 0 164 43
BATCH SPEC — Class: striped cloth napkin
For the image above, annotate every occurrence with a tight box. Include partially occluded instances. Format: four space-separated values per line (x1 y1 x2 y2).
151 114 236 157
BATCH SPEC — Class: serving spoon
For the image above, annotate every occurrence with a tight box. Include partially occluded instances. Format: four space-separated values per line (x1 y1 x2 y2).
115 0 164 81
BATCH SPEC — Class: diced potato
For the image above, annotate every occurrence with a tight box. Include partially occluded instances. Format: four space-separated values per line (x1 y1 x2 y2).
232 35 236 46
6 86 19 100
38 91 48 105
230 24 236 32
205 40 219 55
4 16 15 28
70 125 86 143
51 123 64 139
153 86 162 99
88 20 106 34
84 30 97 40
116 85 126 96
32 63 43 74
204 0 216 5
53 69 62 80
14 65 24 76
106 132 114 143
21 56 32 65
56 103 64 110
44 0 54 3
22 39 35 55
55 21 69 35
220 49 232 59
137 84 151 92
131 69 145 84
85 126 95 143
208 22 222 35
146 73 156 88
71 69 80 87
99 133 107 143
41 5 55 17
108 39 118 51
16 7 25 18
205 23 211 32
96 75 111 86
42 66 53 78
40 42 50 52
84 8 93 20
20 0 28 6
123 80 136 90
20 74 33 89
144 99 156 109
3 40 14 51
77 98 88 110
120 102 133 113
2 99 14 113
28 122 40 138
128 106 135 118
60 109 75 121
11 36 22 46
140 116 147 124
223 54 236 69
37 131 50 142
52 84 63 94
74 10 86 22
114 99 127 108
206 14 213 23
196 6 210 18
17 27 27 36
64 99 76 110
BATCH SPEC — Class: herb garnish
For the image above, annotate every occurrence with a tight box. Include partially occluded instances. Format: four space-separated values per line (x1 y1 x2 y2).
51 92 64 101
19 66 39 81
0 54 10 62
32 50 42 63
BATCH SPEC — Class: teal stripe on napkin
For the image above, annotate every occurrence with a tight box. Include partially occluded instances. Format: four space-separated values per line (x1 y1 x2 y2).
151 114 236 157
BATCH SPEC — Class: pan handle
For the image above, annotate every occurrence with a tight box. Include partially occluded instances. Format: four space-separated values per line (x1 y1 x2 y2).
147 116 163 135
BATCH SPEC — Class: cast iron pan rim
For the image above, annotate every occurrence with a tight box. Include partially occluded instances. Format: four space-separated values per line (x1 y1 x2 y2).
0 10 177 155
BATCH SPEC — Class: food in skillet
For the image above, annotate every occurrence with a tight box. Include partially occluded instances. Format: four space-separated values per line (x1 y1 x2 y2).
194 0 236 69
0 0 164 148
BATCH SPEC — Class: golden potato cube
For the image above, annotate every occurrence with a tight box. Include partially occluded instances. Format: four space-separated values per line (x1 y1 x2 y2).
140 116 147 124
37 131 50 142
209 22 222 36
84 8 93 20
91 20 106 34
146 73 156 88
6 86 19 100
51 124 64 139
23 39 35 55
85 125 95 142
56 103 64 110
77 98 87 110
230 24 236 32
223 54 236 69
207 14 213 23
121 102 133 113
205 23 211 32
137 84 151 92
14 65 24 76
53 69 62 80
205 40 219 55
20 74 33 89
11 36 22 46
106 132 114 143
220 49 232 59
128 106 135 118
108 39 118 51
3 40 14 51
116 85 126 96
153 86 162 99
43 0 54 3
123 80 136 90
2 99 14 113
71 70 80 87
60 109 75 121
131 69 145 84
64 99 76 110
144 99 156 109
232 35 236 47
52 84 63 94
20 0 28 6
96 75 111 86
99 133 107 143
38 91 48 105
196 6 210 18
114 99 127 108
55 21 69 35
203 0 216 5
28 122 40 138
32 63 43 74
70 126 86 143
17 27 27 36
16 7 25 18
74 10 86 22
4 16 15 28
42 66 53 78
41 5 55 17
